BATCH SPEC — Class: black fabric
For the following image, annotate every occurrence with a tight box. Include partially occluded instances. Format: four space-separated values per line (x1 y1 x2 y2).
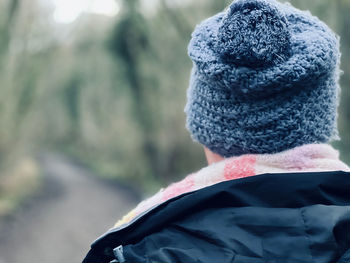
82 171 350 263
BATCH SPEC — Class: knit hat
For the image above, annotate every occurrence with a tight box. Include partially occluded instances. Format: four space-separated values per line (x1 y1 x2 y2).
185 0 341 157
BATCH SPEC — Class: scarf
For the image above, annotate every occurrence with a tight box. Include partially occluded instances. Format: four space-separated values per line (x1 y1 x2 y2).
114 144 350 228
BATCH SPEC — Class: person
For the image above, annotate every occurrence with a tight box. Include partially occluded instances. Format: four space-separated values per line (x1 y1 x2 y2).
83 0 350 262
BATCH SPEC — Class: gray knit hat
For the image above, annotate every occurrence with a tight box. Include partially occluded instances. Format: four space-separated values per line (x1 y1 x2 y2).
185 0 341 157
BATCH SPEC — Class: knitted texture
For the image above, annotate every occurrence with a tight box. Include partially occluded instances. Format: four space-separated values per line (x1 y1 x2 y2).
185 0 341 157
114 144 350 228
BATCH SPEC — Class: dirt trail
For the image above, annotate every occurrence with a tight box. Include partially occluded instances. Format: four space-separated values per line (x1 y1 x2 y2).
0 153 140 263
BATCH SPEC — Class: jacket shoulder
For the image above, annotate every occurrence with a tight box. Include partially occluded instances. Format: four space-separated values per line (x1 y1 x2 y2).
83 171 350 263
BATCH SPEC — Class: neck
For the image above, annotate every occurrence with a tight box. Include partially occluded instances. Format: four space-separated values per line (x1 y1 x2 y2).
204 147 225 165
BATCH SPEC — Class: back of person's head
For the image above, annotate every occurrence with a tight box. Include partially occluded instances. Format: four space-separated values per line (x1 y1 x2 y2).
185 0 341 158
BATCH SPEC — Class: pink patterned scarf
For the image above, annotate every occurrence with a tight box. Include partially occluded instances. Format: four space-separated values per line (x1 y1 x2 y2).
114 144 350 228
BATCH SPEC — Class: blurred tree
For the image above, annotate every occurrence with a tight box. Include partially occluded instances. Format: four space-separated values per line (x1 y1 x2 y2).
109 0 162 182
211 0 231 12
0 0 19 61
160 0 192 37
335 0 350 161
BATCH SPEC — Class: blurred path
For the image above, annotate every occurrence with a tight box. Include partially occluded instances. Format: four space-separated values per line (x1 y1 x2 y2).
0 153 140 263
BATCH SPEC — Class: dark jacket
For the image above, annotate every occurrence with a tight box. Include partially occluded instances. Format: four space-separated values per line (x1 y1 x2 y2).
83 171 350 263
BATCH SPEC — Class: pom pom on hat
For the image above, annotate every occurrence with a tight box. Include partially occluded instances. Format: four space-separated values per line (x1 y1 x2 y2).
218 0 291 67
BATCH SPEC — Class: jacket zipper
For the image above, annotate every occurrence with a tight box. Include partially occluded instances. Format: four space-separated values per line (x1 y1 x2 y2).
109 245 126 263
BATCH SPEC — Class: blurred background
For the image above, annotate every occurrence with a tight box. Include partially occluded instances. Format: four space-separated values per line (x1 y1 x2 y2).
0 0 349 262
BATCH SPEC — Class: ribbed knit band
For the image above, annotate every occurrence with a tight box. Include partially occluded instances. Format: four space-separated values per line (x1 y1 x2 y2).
185 0 341 157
